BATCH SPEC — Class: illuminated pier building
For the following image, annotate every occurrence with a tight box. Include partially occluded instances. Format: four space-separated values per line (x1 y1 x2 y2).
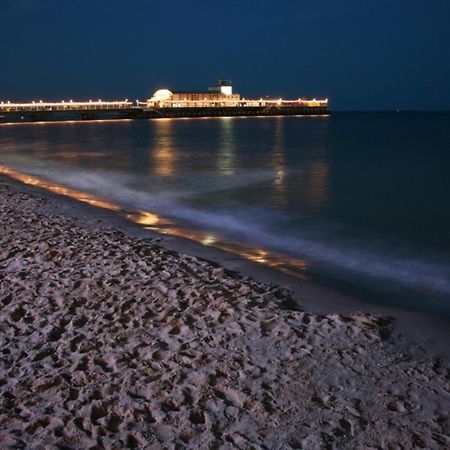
145 80 241 108
142 80 328 109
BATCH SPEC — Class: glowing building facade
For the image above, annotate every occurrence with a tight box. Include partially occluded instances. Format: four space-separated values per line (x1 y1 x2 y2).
143 80 328 109
146 80 241 108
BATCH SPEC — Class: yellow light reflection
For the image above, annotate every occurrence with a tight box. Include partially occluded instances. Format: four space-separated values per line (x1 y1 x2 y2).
0 165 308 280
218 117 236 175
271 117 287 205
152 119 176 176
0 166 120 211
202 235 217 246
127 211 160 226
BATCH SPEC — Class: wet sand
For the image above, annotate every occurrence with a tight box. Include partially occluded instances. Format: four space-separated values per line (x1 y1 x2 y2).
0 180 449 449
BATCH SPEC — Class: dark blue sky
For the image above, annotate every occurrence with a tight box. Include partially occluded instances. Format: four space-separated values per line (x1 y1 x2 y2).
1 0 449 110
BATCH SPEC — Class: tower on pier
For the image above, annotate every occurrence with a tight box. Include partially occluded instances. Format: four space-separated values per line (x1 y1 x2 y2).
209 79 233 96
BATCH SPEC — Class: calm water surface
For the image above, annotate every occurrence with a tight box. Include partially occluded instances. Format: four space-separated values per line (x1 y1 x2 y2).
1 113 449 314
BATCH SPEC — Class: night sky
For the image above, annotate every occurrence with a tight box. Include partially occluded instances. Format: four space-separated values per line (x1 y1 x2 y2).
1 0 449 110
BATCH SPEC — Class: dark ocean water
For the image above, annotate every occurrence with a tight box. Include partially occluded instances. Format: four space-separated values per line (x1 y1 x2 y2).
1 112 449 314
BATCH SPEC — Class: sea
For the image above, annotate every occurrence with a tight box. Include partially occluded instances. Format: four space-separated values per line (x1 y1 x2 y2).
1 112 449 315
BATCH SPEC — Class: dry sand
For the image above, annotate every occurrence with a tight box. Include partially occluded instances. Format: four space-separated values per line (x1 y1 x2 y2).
0 182 449 449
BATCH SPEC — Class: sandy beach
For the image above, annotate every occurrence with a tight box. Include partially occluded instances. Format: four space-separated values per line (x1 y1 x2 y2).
0 180 449 449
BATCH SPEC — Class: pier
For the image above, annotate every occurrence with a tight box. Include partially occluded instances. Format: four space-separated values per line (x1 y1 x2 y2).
0 81 329 123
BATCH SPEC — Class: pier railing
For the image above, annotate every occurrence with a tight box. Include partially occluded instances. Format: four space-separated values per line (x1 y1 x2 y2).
0 100 133 113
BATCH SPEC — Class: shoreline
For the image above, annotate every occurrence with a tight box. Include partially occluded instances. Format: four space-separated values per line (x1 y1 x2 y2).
1 176 449 448
2 173 450 361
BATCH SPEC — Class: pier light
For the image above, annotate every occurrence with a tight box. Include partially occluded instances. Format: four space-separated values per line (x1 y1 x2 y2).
70 99 73 102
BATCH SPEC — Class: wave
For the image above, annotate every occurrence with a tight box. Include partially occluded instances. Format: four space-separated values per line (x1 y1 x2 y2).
157 205 450 296
0 154 276 204
3 158 450 297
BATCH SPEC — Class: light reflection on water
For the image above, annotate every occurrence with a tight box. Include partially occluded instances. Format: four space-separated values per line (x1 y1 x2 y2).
218 117 237 176
0 166 120 211
152 119 177 176
1 113 450 314
0 165 308 279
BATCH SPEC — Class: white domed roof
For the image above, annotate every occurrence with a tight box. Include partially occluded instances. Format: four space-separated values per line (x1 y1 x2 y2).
152 89 173 101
